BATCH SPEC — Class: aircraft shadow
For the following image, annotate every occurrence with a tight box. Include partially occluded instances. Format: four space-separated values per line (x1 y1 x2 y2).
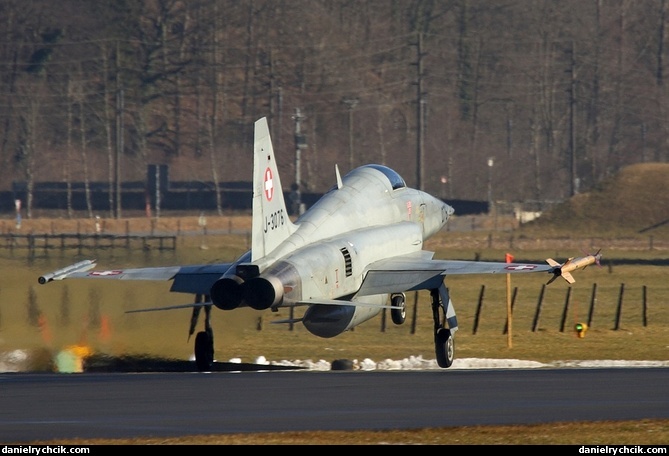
83 354 305 373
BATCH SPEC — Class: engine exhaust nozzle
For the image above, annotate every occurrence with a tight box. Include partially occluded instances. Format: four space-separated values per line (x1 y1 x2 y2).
243 276 284 310
210 276 244 310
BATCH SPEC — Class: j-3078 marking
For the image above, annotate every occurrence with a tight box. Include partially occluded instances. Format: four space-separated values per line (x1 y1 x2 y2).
264 209 285 233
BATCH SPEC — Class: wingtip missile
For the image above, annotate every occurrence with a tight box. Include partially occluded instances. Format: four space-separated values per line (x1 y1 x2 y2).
546 250 602 284
38 259 96 284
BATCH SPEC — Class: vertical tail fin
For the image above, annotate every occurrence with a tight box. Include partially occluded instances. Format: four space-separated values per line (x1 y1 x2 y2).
251 117 297 261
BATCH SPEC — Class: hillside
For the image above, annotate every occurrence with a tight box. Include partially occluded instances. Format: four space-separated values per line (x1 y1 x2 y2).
524 162 669 235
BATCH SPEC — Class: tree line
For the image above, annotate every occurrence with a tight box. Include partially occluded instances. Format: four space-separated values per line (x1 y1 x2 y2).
0 0 667 219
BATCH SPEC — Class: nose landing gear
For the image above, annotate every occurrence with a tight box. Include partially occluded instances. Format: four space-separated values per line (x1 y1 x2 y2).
430 285 457 368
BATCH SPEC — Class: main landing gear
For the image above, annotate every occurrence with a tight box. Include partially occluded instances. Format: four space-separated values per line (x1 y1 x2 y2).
188 294 214 371
390 293 407 325
430 284 457 368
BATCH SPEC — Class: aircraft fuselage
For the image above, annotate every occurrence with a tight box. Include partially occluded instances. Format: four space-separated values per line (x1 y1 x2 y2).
210 164 453 338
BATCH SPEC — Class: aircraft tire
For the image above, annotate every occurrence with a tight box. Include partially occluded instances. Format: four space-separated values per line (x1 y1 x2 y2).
435 328 454 368
331 359 355 371
194 331 214 371
390 294 406 325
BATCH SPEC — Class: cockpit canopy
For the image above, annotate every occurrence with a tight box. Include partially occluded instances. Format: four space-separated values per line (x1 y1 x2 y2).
326 164 407 194
363 164 406 190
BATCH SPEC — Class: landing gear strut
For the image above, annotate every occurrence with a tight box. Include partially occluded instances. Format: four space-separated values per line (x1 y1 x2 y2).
430 284 457 368
188 294 214 371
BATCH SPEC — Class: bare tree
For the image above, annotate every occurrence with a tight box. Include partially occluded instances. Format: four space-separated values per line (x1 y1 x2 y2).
100 43 116 219
2 0 669 211
65 76 74 218
75 63 94 218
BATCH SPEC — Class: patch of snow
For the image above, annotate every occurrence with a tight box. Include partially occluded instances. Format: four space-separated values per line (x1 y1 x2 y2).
0 349 30 372
263 356 669 371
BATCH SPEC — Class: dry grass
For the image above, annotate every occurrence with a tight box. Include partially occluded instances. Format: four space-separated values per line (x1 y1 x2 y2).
25 419 669 445
4 227 668 366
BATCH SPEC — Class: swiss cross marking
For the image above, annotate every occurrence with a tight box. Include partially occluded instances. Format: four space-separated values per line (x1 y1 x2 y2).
264 168 274 201
505 264 537 271
89 270 123 276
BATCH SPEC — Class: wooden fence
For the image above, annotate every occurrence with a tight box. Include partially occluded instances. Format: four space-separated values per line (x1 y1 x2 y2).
0 233 176 257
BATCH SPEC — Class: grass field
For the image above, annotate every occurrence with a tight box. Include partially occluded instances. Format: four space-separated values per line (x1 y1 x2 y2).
2 226 668 368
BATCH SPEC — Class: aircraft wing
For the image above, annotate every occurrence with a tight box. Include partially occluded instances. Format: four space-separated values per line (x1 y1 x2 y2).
38 261 233 296
357 251 553 297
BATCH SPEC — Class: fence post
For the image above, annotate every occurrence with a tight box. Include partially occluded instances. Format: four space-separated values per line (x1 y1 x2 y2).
614 283 625 330
532 284 545 332
503 287 518 334
559 287 572 332
642 285 648 327
125 221 130 249
28 232 35 259
587 283 597 327
410 291 418 335
289 306 294 332
473 285 485 335
380 308 386 332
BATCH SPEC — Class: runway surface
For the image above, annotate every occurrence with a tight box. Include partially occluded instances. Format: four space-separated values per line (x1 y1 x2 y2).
2 365 668 443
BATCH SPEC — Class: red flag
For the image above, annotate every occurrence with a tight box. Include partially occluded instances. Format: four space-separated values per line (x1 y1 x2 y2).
505 253 514 263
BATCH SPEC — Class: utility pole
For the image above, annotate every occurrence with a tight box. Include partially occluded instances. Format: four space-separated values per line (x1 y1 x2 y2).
412 32 426 190
268 48 275 138
115 41 123 219
568 41 577 197
292 108 306 215
154 165 161 219
342 97 358 171
487 157 494 214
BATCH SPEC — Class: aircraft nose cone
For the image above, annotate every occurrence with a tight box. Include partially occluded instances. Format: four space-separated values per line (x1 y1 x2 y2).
439 199 454 220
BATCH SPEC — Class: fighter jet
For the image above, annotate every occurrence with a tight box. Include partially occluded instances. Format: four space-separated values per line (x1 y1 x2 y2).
545 249 602 284
39 117 576 371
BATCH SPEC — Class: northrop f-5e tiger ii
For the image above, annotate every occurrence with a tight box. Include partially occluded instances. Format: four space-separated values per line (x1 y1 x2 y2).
38 117 583 371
